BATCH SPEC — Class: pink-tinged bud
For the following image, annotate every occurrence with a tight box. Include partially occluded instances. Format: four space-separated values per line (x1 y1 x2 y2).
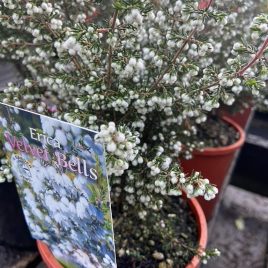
97 28 109 34
198 0 213 10
85 9 100 23
47 105 57 113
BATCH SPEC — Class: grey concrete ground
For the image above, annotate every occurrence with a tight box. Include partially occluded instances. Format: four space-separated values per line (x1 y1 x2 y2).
205 185 268 268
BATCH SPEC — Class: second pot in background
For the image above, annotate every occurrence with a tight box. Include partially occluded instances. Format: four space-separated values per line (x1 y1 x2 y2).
180 117 245 221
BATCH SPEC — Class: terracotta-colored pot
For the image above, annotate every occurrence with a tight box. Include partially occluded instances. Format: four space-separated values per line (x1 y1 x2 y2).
37 197 207 268
180 116 245 221
220 106 253 129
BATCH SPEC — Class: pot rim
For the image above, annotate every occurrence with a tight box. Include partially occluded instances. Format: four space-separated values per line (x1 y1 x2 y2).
37 240 63 268
37 197 207 268
186 196 208 268
193 116 245 156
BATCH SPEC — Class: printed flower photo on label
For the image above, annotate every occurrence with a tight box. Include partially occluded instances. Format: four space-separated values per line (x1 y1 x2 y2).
0 103 116 268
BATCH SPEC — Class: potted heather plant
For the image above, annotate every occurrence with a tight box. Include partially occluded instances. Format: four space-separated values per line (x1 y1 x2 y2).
0 0 266 267
218 1 267 129
181 12 268 219
207 0 267 129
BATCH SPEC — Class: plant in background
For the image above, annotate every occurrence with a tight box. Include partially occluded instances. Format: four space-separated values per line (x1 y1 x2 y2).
209 0 268 115
188 11 268 147
0 0 267 266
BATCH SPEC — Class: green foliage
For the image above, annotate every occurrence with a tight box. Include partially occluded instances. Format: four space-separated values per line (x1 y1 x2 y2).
113 0 152 13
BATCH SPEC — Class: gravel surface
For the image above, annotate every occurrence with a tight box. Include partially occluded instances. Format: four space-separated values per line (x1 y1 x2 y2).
205 186 268 268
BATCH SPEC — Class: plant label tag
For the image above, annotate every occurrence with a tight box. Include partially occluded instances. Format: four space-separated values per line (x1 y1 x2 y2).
0 102 116 268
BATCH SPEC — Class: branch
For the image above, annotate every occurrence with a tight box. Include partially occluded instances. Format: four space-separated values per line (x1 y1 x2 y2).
106 10 119 90
200 80 220 92
150 28 197 90
198 0 213 10
237 37 268 77
201 38 268 90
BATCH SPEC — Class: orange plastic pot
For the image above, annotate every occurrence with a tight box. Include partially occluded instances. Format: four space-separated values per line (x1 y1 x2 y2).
220 106 253 129
37 197 207 268
180 116 245 221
